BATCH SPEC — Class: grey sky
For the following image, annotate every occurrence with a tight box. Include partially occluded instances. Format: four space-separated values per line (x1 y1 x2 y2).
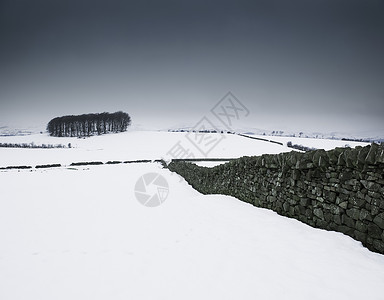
0 0 383 134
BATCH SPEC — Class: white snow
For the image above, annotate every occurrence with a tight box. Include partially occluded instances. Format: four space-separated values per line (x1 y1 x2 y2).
0 130 382 299
1 163 383 300
0 131 370 168
0 131 294 167
245 134 369 151
192 161 230 167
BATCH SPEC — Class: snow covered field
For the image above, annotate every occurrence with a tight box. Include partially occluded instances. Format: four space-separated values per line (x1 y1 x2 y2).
1 163 384 299
243 134 369 151
0 130 369 167
0 131 295 167
0 131 382 299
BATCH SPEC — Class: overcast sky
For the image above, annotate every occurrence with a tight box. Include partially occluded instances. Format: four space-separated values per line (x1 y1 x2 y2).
0 0 383 134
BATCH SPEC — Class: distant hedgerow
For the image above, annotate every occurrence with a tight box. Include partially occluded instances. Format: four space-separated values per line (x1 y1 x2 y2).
47 111 131 137
0 142 67 149
287 141 317 152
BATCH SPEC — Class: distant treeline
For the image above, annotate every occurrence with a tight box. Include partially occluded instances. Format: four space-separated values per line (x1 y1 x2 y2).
287 141 317 152
341 137 373 143
47 111 131 137
168 129 235 134
0 142 68 149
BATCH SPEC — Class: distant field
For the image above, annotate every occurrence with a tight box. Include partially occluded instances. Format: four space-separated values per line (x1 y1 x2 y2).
0 130 369 167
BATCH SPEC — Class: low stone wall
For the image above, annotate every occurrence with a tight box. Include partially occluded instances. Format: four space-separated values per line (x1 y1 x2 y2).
167 144 384 254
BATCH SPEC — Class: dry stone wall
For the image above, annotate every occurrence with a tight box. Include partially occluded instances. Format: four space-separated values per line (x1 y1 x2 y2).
167 144 384 254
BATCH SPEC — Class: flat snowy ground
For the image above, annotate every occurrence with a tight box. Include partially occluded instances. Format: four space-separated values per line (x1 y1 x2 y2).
1 163 384 300
0 131 369 167
0 131 291 167
243 134 369 150
0 131 382 299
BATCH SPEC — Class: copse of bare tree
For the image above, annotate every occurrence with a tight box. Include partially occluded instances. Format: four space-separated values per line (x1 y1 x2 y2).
47 111 131 137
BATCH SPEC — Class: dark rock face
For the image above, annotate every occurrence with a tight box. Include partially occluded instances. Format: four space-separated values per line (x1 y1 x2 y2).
167 144 384 255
